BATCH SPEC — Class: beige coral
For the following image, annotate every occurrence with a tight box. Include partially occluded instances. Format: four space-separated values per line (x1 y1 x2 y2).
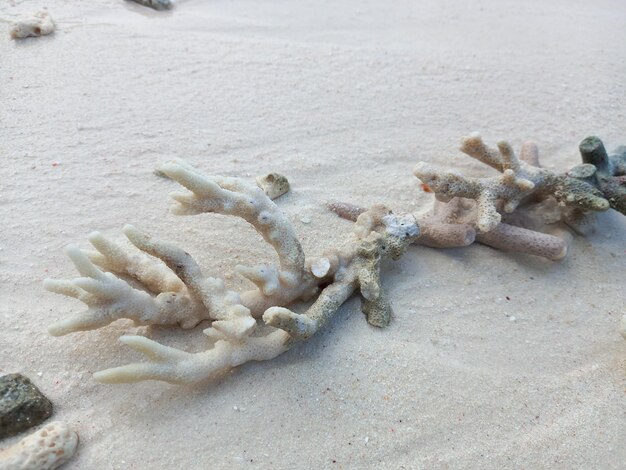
44 135 620 385
0 422 78 470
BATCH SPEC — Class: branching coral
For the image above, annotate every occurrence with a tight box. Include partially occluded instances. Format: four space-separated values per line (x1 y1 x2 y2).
45 134 625 386
46 161 417 384
413 134 609 233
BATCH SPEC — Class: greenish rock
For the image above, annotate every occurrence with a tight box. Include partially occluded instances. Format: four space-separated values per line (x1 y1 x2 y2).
0 374 53 439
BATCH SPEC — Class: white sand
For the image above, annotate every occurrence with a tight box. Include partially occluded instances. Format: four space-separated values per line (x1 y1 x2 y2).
1 0 625 468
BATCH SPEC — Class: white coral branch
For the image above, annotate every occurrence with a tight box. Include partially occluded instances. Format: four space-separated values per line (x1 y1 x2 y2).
159 160 318 312
44 233 208 336
93 331 290 384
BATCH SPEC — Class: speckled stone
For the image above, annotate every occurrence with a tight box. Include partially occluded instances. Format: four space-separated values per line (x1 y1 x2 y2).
0 374 53 439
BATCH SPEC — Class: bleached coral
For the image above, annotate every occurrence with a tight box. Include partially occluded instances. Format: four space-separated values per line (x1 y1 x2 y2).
10 11 55 39
46 160 417 384
0 422 78 470
414 134 609 233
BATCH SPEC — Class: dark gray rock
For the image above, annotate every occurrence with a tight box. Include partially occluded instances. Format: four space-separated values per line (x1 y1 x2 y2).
0 374 53 439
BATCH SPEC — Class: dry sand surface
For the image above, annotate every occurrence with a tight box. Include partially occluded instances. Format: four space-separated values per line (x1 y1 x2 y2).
1 0 625 468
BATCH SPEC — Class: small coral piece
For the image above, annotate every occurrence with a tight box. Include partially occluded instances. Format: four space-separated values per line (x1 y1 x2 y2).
414 134 609 232
571 136 626 215
256 173 290 199
10 11 55 39
0 421 78 470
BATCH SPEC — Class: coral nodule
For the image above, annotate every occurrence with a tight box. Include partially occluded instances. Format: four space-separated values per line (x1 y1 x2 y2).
10 11 55 39
0 421 78 470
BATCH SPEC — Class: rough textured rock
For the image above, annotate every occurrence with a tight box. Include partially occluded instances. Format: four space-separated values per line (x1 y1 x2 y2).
0 375 53 439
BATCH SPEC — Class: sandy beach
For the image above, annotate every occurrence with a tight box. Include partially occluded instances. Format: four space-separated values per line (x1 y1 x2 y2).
1 0 625 468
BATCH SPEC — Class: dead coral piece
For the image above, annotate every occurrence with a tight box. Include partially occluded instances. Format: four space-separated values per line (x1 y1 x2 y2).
0 374 53 439
0 421 78 470
10 11 55 39
256 173 290 199
127 0 173 10
572 136 626 215
414 134 609 232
